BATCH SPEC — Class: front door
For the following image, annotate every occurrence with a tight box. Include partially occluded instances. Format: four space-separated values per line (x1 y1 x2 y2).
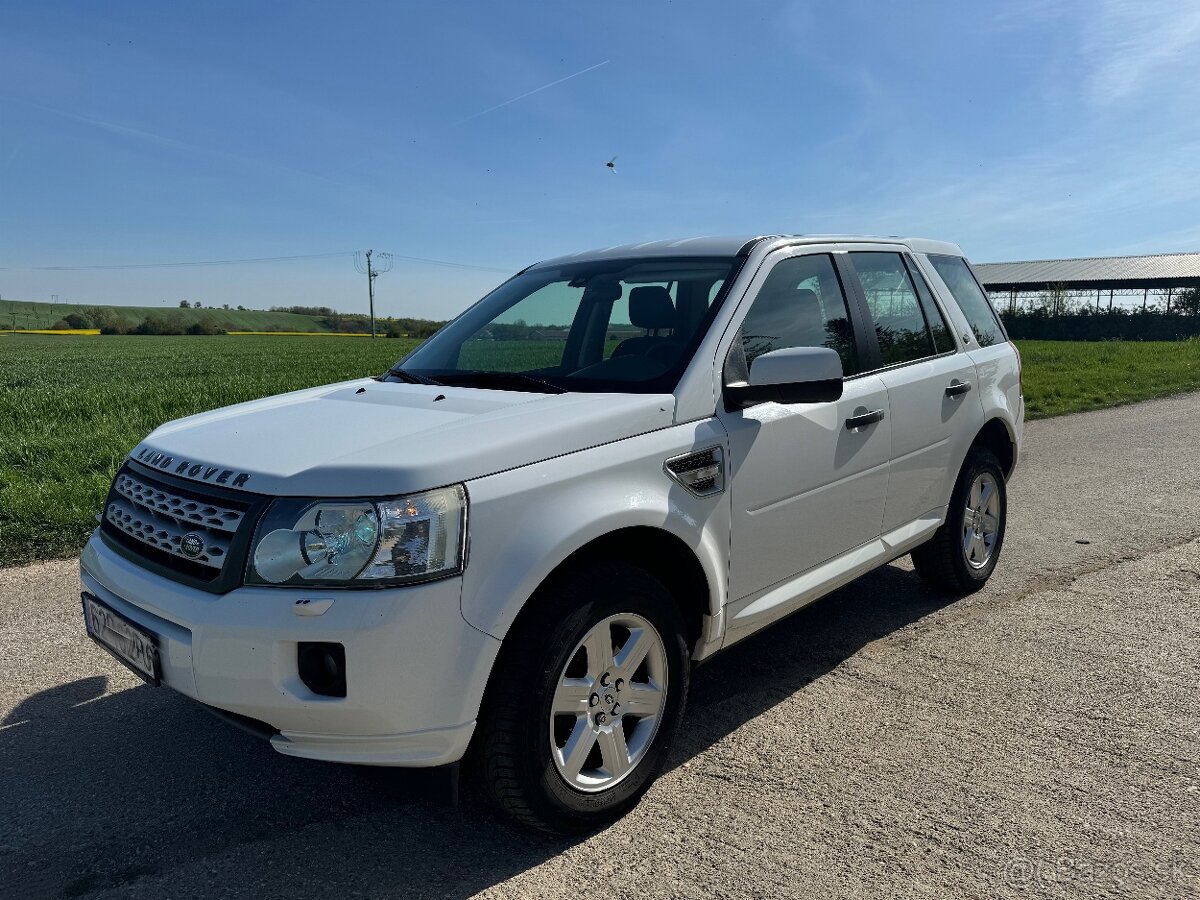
719 250 891 604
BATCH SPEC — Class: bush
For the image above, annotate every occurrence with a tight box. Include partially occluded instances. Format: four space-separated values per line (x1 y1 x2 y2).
185 318 229 335
135 313 188 335
1176 287 1200 317
100 318 134 335
1000 308 1200 341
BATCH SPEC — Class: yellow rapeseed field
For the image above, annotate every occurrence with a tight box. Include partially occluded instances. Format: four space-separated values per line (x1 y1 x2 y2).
7 329 101 335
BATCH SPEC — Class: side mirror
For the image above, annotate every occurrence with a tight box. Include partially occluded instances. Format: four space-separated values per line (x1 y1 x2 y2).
726 347 844 408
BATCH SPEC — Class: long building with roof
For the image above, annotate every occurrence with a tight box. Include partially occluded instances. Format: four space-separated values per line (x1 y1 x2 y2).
974 251 1200 311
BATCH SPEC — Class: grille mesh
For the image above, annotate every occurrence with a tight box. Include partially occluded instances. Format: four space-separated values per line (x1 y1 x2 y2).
103 470 245 574
113 473 244 532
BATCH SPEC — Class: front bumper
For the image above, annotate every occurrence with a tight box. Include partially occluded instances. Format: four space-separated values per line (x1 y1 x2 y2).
80 532 501 767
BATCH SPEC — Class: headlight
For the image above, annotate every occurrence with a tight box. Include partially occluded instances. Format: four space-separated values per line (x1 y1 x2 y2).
247 485 467 587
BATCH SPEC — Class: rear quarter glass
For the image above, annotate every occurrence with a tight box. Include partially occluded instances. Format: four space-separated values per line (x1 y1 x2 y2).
926 254 1005 347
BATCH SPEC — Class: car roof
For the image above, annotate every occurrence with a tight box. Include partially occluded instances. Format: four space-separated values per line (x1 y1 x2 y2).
530 235 965 268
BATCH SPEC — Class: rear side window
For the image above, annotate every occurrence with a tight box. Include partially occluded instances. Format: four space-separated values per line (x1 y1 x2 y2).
849 252 935 366
903 256 955 353
927 254 1003 347
740 254 858 375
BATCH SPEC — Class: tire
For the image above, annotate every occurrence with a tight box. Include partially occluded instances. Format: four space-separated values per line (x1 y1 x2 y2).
911 447 1007 593
473 561 690 834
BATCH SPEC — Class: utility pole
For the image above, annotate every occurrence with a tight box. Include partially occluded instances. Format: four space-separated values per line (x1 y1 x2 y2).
354 250 394 337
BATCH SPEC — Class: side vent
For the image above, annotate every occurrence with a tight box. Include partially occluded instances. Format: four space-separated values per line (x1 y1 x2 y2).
664 446 725 498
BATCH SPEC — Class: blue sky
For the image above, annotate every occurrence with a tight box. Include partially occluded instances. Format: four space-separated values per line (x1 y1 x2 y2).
2 0 1199 319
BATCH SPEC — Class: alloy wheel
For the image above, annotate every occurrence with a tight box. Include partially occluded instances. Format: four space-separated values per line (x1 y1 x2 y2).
549 613 668 793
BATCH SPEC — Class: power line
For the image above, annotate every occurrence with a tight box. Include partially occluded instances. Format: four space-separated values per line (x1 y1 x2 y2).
30 252 352 270
24 251 511 273
387 253 509 273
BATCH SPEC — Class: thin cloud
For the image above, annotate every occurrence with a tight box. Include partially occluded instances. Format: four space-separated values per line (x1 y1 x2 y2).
29 102 193 151
1085 0 1200 104
453 60 610 125
20 100 358 190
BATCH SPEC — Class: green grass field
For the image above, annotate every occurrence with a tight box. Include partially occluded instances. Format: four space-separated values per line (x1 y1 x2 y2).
2 335 1198 566
0 298 336 332
1017 339 1200 418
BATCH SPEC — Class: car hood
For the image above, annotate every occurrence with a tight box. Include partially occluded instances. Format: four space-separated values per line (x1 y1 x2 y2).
129 379 676 496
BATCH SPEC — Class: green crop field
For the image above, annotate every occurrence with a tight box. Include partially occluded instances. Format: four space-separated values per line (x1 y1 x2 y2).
2 334 1199 566
1 334 417 565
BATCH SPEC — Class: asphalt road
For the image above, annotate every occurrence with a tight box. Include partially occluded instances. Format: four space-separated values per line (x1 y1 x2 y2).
3 394 1199 899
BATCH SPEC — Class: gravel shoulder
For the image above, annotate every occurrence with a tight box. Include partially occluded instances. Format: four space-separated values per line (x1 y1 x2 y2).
2 393 1199 899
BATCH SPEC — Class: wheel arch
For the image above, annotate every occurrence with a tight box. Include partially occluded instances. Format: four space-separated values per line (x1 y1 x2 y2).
511 526 714 656
971 417 1016 478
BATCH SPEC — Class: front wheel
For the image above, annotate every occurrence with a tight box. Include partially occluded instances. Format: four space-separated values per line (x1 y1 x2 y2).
473 562 689 834
911 448 1007 593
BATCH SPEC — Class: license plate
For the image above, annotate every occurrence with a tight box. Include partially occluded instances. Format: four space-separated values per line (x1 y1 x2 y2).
82 592 161 685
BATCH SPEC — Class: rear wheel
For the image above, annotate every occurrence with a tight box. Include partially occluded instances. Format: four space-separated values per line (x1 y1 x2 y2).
911 448 1007 593
473 562 689 834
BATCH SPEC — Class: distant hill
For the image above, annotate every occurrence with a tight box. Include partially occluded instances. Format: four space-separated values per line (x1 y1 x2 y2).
0 299 337 332
0 299 447 336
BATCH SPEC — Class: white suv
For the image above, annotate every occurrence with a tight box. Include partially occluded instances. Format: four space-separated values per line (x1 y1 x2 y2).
80 235 1022 833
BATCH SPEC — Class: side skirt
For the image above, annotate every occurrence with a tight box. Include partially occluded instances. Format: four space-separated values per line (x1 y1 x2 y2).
719 510 945 651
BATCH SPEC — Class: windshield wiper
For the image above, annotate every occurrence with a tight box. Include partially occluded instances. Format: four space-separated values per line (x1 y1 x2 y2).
381 366 443 386
435 371 567 394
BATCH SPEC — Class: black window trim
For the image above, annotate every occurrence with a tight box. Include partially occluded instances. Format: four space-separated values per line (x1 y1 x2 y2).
901 252 959 354
839 249 961 379
831 252 880 374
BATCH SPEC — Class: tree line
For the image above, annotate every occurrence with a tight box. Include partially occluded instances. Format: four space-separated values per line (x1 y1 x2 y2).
44 304 450 336
994 285 1200 340
267 306 447 338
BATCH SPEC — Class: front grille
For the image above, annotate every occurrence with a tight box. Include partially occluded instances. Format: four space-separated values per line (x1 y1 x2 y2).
101 465 254 584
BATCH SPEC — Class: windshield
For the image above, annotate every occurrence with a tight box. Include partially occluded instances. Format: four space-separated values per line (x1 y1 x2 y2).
389 256 742 393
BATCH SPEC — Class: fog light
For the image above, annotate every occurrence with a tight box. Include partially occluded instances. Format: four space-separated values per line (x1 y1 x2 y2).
297 642 346 697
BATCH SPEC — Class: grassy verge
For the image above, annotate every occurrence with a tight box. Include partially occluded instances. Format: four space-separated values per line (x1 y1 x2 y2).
1018 339 1200 419
2 335 1198 565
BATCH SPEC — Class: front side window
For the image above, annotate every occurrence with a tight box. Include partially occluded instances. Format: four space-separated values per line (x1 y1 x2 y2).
927 254 1004 347
738 254 858 375
394 256 739 393
849 252 936 367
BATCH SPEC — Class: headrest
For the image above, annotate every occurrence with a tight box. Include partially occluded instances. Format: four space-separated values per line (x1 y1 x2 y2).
629 286 676 330
793 288 822 320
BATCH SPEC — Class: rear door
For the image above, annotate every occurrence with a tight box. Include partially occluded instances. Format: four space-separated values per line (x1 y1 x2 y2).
844 251 984 531
921 253 1023 444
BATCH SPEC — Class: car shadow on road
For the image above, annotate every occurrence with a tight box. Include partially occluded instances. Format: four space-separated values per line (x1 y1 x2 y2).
0 563 953 899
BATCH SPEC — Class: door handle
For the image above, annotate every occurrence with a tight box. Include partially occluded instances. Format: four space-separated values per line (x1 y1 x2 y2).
845 409 885 430
945 380 972 397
